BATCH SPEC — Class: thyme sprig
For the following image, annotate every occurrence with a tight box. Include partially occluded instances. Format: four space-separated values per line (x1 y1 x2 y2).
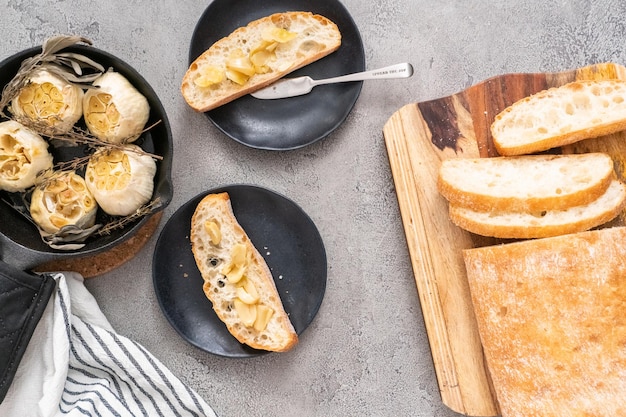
20 117 164 157
96 198 162 236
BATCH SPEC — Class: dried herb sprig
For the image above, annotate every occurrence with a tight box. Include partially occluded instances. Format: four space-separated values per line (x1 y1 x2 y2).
42 119 164 160
96 198 162 236
14 116 163 160
41 223 103 250
0 35 104 116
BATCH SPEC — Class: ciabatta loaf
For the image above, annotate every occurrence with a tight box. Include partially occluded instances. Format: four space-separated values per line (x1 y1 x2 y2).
190 192 297 352
491 79 626 155
448 179 626 239
437 153 614 212
182 12 341 112
463 226 626 417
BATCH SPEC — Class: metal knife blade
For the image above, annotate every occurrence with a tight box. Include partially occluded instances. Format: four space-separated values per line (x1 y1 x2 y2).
251 63 414 100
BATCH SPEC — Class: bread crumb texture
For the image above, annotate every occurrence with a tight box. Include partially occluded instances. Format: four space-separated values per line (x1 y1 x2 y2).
492 80 626 155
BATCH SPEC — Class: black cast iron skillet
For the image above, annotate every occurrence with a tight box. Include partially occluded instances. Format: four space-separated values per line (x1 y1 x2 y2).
0 45 173 271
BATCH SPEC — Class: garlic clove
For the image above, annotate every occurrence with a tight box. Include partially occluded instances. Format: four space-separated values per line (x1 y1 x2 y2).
10 69 84 133
225 69 250 86
225 264 245 284
83 70 150 144
203 220 222 245
253 305 274 332
226 55 256 77
0 120 53 192
30 171 98 234
84 144 156 216
225 49 256 85
231 243 247 267
234 298 257 327
262 27 297 43
236 278 260 305
194 66 225 88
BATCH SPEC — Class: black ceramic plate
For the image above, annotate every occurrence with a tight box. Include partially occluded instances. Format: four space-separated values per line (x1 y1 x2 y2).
152 185 327 357
0 44 173 271
188 0 365 150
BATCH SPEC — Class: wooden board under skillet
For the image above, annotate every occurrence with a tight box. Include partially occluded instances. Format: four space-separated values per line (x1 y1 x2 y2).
382 62 626 416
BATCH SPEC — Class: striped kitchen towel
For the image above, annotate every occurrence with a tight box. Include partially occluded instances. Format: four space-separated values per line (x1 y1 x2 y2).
0 272 217 417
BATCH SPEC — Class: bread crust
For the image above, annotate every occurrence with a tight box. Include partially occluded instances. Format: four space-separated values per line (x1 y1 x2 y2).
190 192 298 352
437 153 615 212
448 179 626 239
463 226 626 416
491 80 626 155
181 12 342 112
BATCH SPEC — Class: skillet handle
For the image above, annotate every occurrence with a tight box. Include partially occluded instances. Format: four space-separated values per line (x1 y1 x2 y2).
0 233 55 272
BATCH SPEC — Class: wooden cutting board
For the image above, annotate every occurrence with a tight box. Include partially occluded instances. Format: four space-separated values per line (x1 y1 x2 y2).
382 62 626 416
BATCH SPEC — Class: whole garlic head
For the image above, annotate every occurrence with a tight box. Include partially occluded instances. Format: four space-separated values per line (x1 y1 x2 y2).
11 69 84 133
30 171 98 234
0 120 53 192
83 70 150 144
84 144 156 216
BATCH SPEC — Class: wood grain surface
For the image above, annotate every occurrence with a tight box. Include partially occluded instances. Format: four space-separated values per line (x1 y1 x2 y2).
383 62 626 416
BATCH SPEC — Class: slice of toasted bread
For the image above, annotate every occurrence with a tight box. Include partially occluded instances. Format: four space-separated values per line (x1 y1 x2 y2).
181 12 341 112
491 79 626 155
190 192 297 352
437 153 615 212
448 179 626 239
463 226 626 416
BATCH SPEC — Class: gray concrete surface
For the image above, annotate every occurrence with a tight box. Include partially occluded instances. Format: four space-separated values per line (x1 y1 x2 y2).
2 0 625 416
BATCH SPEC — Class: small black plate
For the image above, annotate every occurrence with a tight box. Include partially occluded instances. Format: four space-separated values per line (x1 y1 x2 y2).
188 0 365 150
152 185 327 357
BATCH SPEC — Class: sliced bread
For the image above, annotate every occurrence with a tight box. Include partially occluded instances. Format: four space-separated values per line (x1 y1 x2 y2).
190 192 298 352
448 179 626 239
181 12 341 112
491 79 626 155
437 153 615 212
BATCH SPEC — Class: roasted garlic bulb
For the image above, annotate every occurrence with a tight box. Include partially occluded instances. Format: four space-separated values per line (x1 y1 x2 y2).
10 69 84 133
84 144 156 216
83 70 150 144
30 171 98 234
0 120 53 193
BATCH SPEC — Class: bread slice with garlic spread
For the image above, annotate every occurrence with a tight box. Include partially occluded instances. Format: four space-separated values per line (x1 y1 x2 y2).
190 192 298 352
181 11 341 112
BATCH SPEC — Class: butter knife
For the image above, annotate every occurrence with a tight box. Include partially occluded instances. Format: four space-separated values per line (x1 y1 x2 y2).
251 62 414 99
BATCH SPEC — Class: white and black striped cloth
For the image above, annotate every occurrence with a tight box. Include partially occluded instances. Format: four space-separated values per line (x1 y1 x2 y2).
0 272 217 417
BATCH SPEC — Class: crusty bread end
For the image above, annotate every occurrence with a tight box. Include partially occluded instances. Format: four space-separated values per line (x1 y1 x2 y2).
463 226 626 416
182 12 341 112
190 192 298 352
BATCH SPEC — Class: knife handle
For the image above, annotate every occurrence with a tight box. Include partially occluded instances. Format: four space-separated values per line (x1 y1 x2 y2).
315 63 414 86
